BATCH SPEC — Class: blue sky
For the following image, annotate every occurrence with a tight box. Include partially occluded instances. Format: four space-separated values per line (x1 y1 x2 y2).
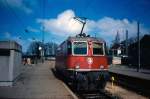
0 0 150 52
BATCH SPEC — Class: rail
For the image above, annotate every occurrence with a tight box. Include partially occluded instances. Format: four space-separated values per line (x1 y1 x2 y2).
77 90 120 99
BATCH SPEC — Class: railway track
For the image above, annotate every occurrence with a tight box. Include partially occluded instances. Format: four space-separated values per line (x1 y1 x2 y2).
77 90 120 99
52 68 120 99
109 72 150 97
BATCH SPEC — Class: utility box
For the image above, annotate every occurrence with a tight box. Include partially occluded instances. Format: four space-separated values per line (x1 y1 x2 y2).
0 41 22 86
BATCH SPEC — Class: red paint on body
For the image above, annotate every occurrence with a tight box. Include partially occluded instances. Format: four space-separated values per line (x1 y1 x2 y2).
56 37 108 72
67 56 108 69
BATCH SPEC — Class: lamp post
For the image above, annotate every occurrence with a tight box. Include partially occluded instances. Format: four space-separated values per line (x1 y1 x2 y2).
25 28 45 63
137 21 140 72
38 46 42 62
41 26 45 63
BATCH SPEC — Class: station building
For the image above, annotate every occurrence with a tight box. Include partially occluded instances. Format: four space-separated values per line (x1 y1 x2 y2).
0 41 22 86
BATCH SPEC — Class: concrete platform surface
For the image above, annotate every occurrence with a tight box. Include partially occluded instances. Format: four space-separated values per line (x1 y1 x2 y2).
109 65 150 81
0 61 74 99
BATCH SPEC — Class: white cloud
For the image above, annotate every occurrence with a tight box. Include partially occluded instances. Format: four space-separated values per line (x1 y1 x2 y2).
37 9 86 36
26 26 40 33
37 9 149 43
6 0 32 14
91 17 149 42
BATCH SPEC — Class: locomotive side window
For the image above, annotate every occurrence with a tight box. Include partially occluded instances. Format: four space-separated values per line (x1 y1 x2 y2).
73 42 87 55
93 42 104 55
67 41 72 55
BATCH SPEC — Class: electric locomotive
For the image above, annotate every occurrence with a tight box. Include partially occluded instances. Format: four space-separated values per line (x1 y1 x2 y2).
55 17 109 91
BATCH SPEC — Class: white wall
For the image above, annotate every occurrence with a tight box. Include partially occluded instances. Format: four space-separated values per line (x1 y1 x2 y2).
0 56 9 81
13 51 22 80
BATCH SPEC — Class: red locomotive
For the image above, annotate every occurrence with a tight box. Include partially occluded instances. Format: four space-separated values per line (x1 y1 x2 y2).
55 17 109 90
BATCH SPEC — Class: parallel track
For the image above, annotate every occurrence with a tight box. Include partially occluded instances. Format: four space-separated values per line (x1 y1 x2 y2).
109 72 150 97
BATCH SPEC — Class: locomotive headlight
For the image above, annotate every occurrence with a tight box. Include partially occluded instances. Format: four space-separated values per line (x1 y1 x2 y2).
75 65 80 69
100 65 104 69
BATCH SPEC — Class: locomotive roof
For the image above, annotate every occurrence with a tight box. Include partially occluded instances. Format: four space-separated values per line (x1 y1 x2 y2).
67 37 105 43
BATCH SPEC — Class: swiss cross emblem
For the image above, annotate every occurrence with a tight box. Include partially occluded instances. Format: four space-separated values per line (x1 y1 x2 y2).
87 57 93 65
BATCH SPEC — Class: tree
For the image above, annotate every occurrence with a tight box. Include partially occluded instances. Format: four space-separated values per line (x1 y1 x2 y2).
44 42 58 57
26 41 43 58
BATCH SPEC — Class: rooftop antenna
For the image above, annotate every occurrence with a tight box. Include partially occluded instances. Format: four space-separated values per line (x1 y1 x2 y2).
73 17 87 37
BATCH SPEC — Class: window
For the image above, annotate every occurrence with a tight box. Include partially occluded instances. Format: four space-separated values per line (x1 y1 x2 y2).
67 41 72 54
93 42 104 55
73 42 87 55
0 49 10 56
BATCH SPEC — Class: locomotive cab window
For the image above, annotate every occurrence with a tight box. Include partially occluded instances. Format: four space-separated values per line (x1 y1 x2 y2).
73 42 87 55
93 42 104 55
67 41 72 55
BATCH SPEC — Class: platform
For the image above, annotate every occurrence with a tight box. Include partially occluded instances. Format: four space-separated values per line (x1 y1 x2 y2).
109 64 150 81
0 61 75 99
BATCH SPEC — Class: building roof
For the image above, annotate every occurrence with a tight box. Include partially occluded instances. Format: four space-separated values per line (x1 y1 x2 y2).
0 40 22 51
